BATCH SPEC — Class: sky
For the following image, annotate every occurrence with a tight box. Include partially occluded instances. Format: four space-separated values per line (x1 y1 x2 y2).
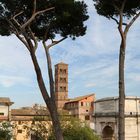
0 0 140 108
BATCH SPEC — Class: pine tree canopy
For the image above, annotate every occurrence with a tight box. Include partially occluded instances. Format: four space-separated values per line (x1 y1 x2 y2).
93 0 140 19
0 0 89 40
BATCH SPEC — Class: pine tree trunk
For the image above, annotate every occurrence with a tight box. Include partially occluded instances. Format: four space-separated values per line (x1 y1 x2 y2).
48 101 64 140
28 42 63 140
118 37 126 140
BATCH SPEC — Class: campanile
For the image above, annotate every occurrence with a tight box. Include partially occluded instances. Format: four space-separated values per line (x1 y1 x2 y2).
55 62 68 109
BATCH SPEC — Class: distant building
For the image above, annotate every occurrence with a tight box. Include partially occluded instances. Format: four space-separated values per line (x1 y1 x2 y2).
10 104 70 140
11 105 49 121
11 105 50 140
0 97 13 121
55 62 68 109
94 96 140 140
55 62 95 123
0 62 95 140
64 94 95 127
9 62 95 140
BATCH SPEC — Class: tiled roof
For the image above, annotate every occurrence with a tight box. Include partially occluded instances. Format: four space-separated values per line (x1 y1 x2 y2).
11 108 49 116
95 96 140 102
11 108 69 118
0 97 10 102
0 97 14 105
0 116 8 121
65 93 95 103
55 62 68 65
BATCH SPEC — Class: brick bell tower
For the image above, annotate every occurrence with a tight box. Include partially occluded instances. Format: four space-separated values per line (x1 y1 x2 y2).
55 62 68 110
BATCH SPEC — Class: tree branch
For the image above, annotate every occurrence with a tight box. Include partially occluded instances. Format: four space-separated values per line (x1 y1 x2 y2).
24 35 51 105
13 11 23 19
12 11 23 27
8 20 30 51
124 11 140 35
46 37 67 50
42 41 55 100
119 0 127 27
21 7 55 29
28 27 38 51
118 0 127 39
111 17 127 25
15 35 30 51
33 0 37 15
111 17 119 24
42 37 66 99
118 17 124 40
120 0 127 13
43 22 52 41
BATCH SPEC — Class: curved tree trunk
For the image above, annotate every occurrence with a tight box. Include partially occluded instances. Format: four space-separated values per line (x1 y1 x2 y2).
25 38 63 140
45 47 64 140
117 4 140 140
48 101 64 140
30 49 63 140
118 36 126 140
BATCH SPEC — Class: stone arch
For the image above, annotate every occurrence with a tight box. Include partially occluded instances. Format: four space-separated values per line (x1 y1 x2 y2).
102 125 115 140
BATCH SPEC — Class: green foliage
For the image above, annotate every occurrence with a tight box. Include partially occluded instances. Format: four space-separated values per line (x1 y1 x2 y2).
48 118 100 140
30 121 49 140
0 0 89 40
0 122 12 140
22 120 49 140
93 0 140 19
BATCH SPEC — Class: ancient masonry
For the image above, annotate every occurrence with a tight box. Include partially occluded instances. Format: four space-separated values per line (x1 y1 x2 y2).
55 62 68 109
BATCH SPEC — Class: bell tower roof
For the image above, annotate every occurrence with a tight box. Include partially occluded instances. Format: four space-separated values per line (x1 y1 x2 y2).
55 62 68 66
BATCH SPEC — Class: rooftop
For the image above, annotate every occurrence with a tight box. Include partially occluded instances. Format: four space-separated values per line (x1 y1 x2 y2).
55 62 68 66
11 108 49 116
0 97 14 105
95 96 140 102
66 93 95 103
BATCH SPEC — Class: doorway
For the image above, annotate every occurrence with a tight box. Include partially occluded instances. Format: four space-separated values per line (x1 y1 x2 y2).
102 125 115 140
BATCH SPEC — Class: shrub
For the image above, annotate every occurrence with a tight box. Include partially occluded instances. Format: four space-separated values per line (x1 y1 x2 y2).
48 118 99 140
0 122 12 140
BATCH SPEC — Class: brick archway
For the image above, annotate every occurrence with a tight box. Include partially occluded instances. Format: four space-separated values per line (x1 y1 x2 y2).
102 125 115 140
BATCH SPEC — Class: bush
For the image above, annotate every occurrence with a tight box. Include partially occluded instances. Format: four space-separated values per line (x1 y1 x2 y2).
0 122 12 140
48 118 99 140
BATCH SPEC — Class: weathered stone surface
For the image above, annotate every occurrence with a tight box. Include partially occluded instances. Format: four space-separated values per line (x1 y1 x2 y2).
94 96 140 140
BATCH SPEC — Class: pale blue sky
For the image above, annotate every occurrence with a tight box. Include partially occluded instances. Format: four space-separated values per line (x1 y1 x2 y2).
0 0 140 108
